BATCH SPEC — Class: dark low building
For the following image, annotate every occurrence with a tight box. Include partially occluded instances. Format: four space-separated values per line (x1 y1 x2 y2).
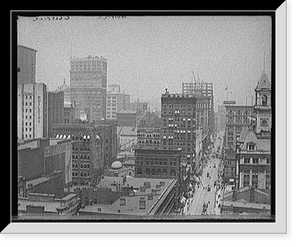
117 110 137 127
25 171 64 199
134 148 183 180
18 138 72 187
134 148 185 212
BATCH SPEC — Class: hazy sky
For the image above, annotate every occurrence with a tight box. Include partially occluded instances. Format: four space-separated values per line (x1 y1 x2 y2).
17 15 272 111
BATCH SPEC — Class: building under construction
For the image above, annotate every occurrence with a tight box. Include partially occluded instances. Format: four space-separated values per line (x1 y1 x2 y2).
182 72 215 137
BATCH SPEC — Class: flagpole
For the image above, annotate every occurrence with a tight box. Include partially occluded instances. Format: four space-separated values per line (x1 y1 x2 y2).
226 86 228 101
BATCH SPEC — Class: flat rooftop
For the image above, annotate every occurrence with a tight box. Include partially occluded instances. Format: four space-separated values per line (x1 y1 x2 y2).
18 198 60 213
79 176 177 215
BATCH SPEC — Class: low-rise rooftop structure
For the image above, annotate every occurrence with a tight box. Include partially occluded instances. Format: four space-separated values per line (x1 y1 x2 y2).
78 176 178 218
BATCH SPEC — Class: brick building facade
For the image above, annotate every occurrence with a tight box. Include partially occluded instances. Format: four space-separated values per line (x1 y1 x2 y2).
161 92 198 170
134 148 182 180
52 121 117 185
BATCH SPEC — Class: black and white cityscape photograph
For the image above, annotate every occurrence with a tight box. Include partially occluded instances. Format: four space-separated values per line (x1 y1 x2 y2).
12 11 277 225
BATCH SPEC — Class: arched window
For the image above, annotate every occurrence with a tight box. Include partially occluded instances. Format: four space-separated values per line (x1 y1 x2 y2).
137 168 142 175
151 169 156 175
163 169 167 176
170 169 176 176
262 95 268 106
157 169 161 176
145 168 150 175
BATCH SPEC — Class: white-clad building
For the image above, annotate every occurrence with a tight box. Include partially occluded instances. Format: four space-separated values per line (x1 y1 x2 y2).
18 83 48 140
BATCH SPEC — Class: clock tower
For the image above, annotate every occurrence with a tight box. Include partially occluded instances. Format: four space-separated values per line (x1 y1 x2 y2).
254 70 272 137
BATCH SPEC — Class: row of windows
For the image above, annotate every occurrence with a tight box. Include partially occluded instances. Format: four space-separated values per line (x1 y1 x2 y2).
72 154 90 160
228 111 253 115
243 179 271 189
162 104 193 108
24 95 33 100
136 156 177 162
243 157 270 164
164 117 195 122
138 140 160 145
72 163 90 168
227 126 243 131
163 123 195 128
196 103 209 108
162 110 194 116
136 167 177 176
162 140 195 147
24 101 32 106
135 160 178 166
243 170 271 177
162 129 195 134
72 171 90 177
137 133 160 138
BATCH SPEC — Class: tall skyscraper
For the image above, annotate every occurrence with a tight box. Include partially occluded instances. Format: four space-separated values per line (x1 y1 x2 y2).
17 83 48 140
17 45 37 85
182 80 214 136
70 56 107 123
161 91 198 169
106 84 130 120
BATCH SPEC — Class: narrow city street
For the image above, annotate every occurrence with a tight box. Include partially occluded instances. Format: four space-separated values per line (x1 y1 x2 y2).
183 131 224 216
